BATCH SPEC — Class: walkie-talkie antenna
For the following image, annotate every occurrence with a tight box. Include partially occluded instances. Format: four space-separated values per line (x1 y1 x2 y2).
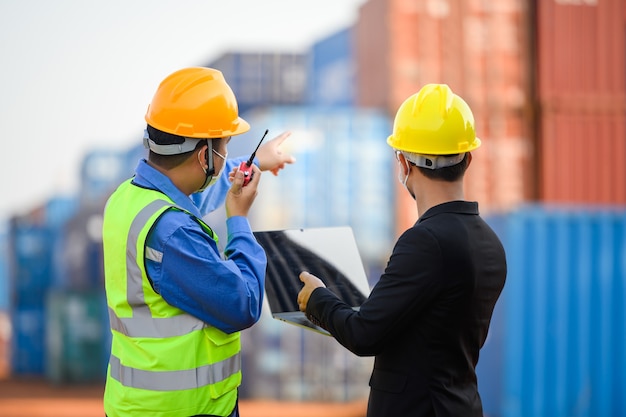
239 129 269 186
245 129 269 167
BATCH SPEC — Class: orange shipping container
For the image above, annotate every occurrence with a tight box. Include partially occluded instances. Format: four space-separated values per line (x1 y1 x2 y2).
535 0 626 204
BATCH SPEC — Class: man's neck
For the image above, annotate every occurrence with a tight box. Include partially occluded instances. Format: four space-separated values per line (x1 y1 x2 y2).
414 179 465 218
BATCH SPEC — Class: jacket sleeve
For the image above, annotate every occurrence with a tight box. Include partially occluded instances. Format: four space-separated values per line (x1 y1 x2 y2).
146 210 267 334
306 226 444 356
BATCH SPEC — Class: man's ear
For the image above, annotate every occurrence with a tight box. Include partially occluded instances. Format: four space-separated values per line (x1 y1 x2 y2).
196 144 207 166
398 152 410 176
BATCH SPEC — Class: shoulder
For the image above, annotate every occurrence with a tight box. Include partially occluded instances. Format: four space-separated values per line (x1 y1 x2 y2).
397 223 441 250
148 208 214 247
388 225 443 267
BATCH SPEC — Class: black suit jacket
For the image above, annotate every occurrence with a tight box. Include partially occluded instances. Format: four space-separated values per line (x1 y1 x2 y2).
307 201 507 417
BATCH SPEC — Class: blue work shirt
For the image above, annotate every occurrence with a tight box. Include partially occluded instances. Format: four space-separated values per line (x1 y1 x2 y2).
131 157 267 334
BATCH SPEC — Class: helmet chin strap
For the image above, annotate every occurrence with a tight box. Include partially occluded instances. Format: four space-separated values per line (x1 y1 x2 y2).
197 140 215 192
205 139 215 176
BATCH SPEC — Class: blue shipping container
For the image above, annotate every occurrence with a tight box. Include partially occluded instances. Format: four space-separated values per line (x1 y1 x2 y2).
307 27 356 106
79 149 127 203
11 305 46 375
205 52 308 114
44 196 79 231
478 206 626 417
52 202 105 291
9 219 53 307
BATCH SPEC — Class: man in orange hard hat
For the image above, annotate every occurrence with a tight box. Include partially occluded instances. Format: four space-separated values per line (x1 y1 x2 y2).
298 84 507 417
102 67 295 417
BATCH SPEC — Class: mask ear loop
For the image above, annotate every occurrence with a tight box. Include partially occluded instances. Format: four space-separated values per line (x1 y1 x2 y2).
402 157 411 185
396 151 411 180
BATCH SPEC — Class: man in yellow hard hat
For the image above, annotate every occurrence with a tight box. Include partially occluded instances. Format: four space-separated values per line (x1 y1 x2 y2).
298 84 507 417
102 67 295 417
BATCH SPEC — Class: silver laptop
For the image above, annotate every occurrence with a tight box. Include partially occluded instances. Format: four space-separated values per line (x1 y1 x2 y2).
253 226 371 336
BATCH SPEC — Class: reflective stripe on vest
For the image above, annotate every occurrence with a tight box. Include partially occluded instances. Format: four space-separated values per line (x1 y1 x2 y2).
108 196 240 390
109 352 241 392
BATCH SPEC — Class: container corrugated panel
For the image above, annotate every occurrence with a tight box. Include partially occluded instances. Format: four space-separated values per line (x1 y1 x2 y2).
540 111 626 204
356 0 534 236
52 202 105 291
476 213 509 416
10 305 46 375
355 0 390 109
8 217 53 307
44 196 79 231
205 52 308 114
79 149 127 203
536 0 626 204
478 206 626 417
45 290 109 384
307 27 356 106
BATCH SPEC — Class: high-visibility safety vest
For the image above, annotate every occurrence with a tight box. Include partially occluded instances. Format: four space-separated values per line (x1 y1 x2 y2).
103 179 241 417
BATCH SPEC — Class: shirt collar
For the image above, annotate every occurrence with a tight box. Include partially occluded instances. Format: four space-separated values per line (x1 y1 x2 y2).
131 159 203 218
417 200 479 223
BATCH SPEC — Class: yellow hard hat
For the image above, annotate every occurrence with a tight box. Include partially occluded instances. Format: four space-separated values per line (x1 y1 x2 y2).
145 67 250 139
387 84 481 155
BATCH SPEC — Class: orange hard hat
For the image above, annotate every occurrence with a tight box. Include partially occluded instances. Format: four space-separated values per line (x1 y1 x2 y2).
145 67 250 138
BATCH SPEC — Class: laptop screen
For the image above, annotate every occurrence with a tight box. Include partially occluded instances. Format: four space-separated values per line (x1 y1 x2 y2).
253 226 370 315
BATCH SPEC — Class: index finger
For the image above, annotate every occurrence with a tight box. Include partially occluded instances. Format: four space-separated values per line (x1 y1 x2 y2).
271 131 292 146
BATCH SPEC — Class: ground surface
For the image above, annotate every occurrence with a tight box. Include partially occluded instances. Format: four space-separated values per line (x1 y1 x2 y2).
0 377 368 417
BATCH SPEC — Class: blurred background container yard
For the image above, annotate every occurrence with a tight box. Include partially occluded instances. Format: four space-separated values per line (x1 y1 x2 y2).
0 0 625 416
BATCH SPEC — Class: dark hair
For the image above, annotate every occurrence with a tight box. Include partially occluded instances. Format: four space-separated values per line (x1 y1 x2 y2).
417 153 469 182
146 125 208 170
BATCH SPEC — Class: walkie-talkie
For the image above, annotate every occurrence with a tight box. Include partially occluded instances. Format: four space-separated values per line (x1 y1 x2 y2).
239 129 269 186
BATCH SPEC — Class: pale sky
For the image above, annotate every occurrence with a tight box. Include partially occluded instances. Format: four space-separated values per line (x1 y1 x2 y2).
0 0 366 220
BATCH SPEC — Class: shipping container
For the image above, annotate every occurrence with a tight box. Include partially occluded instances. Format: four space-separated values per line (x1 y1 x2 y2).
79 148 127 204
52 201 105 291
354 0 390 110
10 305 46 376
535 0 626 204
477 206 626 417
355 0 534 235
8 216 53 307
307 27 357 106
205 52 308 114
45 290 109 384
43 196 79 231
228 105 394 267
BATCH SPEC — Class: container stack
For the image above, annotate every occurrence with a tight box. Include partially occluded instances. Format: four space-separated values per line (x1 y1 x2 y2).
7 197 78 376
